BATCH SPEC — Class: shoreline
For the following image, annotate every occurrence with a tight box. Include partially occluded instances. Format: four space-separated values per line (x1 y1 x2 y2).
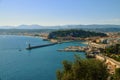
0 34 89 44
81 41 89 45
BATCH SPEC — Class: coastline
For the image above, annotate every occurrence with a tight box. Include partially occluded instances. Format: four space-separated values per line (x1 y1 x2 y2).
81 41 89 45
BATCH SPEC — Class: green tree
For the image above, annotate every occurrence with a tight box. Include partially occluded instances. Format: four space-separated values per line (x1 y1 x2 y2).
56 55 109 80
104 44 120 61
111 68 120 80
48 29 107 39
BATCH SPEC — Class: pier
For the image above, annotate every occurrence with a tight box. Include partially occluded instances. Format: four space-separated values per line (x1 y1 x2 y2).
26 42 58 50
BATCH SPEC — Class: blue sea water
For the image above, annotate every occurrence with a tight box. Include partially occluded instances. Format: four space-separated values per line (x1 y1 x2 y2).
0 35 86 80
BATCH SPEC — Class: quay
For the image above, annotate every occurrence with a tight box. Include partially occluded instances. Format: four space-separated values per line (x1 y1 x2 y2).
26 42 58 50
57 49 83 52
57 46 86 52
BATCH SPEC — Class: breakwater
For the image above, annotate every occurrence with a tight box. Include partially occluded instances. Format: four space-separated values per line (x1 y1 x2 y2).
26 42 58 50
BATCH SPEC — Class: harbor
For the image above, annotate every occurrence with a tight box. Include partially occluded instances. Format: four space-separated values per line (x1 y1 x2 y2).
57 46 86 52
0 35 85 80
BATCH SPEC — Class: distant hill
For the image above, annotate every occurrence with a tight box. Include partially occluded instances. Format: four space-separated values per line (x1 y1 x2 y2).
48 29 107 39
51 24 120 29
84 28 120 32
16 25 45 29
0 24 120 32
0 26 15 29
0 25 46 29
0 24 120 29
0 29 55 35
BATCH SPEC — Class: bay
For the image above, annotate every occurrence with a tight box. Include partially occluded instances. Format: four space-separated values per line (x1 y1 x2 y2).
0 35 86 80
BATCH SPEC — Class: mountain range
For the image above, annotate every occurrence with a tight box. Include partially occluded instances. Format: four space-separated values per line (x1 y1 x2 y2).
0 24 120 29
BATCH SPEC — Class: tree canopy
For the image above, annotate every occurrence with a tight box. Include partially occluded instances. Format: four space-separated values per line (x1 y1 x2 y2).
56 55 109 80
105 44 120 54
48 29 107 39
111 68 120 80
104 44 120 61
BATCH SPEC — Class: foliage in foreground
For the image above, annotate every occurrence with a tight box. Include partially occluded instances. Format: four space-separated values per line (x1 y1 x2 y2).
111 68 120 80
104 44 120 61
56 55 109 80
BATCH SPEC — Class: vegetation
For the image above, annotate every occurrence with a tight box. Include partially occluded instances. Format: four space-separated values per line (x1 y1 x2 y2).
111 68 120 80
48 29 107 39
104 44 120 61
56 55 109 80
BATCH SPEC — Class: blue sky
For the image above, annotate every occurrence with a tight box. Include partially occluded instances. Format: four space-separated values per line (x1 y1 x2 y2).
0 0 120 26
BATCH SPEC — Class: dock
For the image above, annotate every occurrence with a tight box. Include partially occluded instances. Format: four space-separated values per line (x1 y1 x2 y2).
26 42 58 50
57 49 84 52
57 46 86 52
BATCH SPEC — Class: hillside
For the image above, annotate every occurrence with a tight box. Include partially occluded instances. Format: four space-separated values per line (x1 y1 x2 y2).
48 29 107 39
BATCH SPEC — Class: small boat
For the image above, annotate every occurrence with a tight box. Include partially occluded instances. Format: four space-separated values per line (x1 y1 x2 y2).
19 49 22 51
43 39 48 41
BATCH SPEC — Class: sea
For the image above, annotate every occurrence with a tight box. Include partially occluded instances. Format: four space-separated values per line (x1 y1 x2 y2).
0 35 86 80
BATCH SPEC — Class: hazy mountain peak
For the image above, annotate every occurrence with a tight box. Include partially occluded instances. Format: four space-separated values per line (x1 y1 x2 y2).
16 24 44 29
0 24 120 29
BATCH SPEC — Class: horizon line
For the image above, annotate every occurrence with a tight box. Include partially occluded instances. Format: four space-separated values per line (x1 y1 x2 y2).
0 24 120 27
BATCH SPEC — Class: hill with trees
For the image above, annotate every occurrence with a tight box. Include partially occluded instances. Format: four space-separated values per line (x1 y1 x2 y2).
48 29 107 39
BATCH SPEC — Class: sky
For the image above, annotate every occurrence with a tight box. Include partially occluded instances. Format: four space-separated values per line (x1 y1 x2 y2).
0 0 120 26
